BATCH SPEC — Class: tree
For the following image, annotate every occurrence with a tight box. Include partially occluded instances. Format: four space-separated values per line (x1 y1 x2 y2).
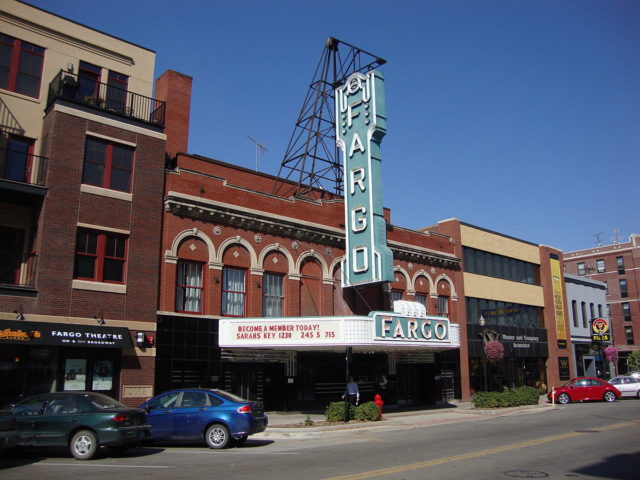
627 351 640 372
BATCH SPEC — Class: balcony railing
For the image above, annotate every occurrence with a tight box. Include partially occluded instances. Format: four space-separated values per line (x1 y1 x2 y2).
47 70 166 128
0 251 37 288
0 147 48 186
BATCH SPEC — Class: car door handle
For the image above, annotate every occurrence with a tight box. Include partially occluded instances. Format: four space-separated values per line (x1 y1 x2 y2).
162 410 173 414
71 417 80 423
199 408 207 411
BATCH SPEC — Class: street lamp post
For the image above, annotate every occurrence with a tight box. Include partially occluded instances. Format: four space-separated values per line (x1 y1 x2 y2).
479 315 488 391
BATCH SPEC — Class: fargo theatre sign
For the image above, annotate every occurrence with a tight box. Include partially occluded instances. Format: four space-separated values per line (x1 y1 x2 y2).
336 70 393 287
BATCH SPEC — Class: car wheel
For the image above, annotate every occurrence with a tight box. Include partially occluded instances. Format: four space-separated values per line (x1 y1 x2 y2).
557 393 570 405
603 391 616 402
637 391 640 399
205 423 230 449
70 429 99 460
108 444 131 456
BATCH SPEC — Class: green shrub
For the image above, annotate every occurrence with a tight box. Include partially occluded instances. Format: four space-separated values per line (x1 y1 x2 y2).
325 401 355 422
325 401 382 422
353 401 382 421
473 386 540 408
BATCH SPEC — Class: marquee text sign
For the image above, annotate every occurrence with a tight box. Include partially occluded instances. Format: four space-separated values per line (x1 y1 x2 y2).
336 70 393 287
373 313 450 343
220 318 343 346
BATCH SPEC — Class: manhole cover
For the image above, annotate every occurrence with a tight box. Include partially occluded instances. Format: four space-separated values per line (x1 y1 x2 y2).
505 470 549 478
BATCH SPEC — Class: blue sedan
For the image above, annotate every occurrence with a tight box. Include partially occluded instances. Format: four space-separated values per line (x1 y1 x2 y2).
140 389 268 449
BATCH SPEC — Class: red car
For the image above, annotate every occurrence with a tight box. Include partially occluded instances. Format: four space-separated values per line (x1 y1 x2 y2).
547 377 621 404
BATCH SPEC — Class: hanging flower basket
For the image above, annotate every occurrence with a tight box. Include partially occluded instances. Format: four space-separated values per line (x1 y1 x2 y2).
484 340 504 361
604 346 619 363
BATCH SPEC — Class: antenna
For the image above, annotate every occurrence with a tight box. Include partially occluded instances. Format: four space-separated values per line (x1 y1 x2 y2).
594 232 603 246
612 229 621 244
246 135 267 172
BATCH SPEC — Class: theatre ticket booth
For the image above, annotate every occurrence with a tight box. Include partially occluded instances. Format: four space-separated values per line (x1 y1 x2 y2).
219 306 461 410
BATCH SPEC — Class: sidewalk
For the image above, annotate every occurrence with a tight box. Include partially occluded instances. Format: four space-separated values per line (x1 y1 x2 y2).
257 398 556 438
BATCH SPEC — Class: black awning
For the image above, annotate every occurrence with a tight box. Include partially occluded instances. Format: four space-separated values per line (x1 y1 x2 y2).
0 319 133 349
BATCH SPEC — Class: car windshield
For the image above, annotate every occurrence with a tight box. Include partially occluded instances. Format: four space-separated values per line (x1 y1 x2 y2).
210 389 250 403
83 392 128 409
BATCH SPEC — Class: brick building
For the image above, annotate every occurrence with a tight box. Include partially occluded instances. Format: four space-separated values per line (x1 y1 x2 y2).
0 1 166 406
153 71 464 408
426 219 573 396
563 234 640 370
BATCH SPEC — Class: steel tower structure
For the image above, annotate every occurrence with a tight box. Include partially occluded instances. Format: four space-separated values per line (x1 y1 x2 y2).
273 37 386 198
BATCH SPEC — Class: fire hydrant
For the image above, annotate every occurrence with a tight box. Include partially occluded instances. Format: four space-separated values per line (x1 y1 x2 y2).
374 393 384 418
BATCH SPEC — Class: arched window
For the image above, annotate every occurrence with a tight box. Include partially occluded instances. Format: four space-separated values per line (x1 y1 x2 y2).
175 237 208 313
221 244 251 317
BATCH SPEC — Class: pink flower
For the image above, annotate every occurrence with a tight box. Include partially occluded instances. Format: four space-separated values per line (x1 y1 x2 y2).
604 346 619 363
484 340 504 361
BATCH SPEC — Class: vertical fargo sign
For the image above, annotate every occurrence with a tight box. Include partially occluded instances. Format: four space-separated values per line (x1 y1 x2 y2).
336 70 394 287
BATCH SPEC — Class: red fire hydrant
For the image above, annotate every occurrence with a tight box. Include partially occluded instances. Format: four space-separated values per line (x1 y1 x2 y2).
374 393 384 418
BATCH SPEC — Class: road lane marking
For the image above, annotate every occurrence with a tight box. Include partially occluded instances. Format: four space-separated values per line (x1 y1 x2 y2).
323 421 638 480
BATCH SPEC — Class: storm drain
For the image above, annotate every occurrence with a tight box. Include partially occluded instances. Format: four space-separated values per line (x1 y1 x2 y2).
505 470 549 478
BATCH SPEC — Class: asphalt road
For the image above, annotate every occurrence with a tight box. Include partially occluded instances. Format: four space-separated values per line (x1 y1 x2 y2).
1 400 639 480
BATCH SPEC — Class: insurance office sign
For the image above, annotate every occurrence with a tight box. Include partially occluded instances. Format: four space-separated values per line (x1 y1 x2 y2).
336 70 394 287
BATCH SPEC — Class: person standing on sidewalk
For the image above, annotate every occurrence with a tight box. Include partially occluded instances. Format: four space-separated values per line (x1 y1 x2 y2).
343 375 360 405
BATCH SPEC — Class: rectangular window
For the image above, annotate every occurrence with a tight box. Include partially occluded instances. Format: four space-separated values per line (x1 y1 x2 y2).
625 326 634 345
619 279 628 298
589 303 595 321
437 295 449 316
415 294 427 309
82 137 133 192
622 302 631 321
596 259 605 273
571 300 578 328
581 301 587 329
262 273 284 317
3 136 34 183
74 229 126 283
222 267 245 316
597 304 603 318
390 290 403 304
0 33 44 98
616 256 625 274
106 70 128 112
176 261 203 313
78 60 101 102
577 262 586 276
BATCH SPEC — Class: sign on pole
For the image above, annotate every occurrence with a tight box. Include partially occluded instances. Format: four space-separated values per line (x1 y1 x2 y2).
336 70 393 287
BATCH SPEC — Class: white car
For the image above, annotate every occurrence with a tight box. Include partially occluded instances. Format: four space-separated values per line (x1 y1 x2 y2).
608 376 640 398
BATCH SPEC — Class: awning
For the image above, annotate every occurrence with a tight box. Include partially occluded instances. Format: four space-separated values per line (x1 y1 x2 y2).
0 319 133 349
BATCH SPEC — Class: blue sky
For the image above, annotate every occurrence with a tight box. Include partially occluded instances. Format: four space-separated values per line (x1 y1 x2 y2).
29 0 639 251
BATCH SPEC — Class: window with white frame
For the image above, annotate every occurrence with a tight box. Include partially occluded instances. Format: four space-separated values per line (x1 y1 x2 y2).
437 295 449 316
263 272 284 317
596 259 605 273
619 279 628 298
577 262 586 276
176 260 203 313
222 267 245 316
